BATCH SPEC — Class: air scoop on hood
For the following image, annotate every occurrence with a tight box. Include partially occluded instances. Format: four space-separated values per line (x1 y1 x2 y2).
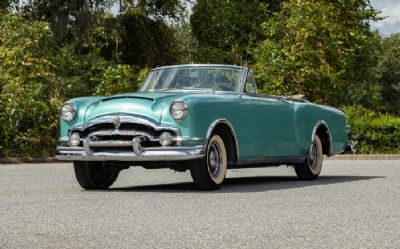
84 92 182 123
99 92 183 103
85 96 157 123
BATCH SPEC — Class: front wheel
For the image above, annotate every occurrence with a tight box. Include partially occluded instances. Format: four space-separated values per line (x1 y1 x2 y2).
73 161 120 189
190 135 228 190
295 135 323 180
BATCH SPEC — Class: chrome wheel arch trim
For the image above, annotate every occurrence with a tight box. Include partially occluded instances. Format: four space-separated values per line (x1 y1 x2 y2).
311 120 333 156
204 118 240 162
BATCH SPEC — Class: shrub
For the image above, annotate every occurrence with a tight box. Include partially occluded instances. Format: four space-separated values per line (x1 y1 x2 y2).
0 14 62 157
55 46 110 99
343 106 400 154
94 65 148 96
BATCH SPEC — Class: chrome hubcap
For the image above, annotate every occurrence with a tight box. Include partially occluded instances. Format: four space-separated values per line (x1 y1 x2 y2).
208 142 222 177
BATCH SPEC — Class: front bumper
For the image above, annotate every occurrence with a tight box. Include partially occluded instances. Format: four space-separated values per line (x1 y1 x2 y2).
56 145 205 162
344 134 359 154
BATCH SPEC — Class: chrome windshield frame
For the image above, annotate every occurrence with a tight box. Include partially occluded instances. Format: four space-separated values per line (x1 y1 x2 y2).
139 64 248 94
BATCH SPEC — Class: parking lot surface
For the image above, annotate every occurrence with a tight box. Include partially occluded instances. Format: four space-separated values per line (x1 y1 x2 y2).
1 160 399 249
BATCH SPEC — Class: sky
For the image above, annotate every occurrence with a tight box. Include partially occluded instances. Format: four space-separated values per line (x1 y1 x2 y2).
370 0 400 35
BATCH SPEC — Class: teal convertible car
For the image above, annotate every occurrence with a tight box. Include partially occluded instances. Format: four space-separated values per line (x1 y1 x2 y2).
57 64 351 190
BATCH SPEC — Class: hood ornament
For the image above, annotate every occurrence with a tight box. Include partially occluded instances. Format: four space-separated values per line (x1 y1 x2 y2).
112 115 121 129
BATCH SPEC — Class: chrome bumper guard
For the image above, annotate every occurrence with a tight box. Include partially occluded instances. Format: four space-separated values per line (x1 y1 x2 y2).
56 143 205 162
344 135 359 154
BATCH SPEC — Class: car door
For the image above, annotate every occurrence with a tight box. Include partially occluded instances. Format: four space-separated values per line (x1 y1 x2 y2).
242 71 300 157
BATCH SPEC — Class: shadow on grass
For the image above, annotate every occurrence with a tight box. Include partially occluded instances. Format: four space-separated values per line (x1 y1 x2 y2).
103 175 384 193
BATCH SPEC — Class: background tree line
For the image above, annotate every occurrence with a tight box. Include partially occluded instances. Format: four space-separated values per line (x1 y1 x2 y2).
0 0 399 157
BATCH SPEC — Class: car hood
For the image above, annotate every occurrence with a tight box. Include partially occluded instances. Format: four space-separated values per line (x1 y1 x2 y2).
84 92 183 123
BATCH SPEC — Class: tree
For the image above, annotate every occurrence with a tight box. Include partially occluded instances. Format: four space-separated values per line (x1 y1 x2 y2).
117 9 182 67
375 34 400 115
255 0 380 107
20 0 185 67
191 0 281 65
21 0 112 42
0 14 63 156
117 0 186 20
0 0 18 12
0 0 9 12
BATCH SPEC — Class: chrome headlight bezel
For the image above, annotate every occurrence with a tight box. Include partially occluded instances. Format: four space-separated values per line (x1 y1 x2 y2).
60 102 76 121
170 101 188 120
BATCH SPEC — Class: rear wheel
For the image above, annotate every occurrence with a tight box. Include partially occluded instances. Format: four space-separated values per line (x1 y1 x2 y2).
190 135 228 190
295 135 323 180
73 161 120 189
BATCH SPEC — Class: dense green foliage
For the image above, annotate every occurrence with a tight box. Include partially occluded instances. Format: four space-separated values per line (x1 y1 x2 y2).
375 34 400 115
20 0 112 42
0 0 400 157
94 65 148 96
190 0 281 65
343 106 400 154
254 0 380 107
116 10 182 67
19 1 184 68
0 15 62 157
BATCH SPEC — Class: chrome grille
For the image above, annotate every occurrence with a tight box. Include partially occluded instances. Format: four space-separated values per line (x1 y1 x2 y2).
68 115 181 153
87 129 156 141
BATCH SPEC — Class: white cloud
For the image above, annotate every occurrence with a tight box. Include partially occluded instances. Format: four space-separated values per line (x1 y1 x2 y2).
370 0 400 35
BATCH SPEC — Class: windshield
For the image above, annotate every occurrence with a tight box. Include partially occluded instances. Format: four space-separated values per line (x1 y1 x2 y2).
140 66 245 92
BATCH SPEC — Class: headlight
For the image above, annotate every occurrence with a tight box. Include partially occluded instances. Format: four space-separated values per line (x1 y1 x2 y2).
170 101 188 120
60 103 76 121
